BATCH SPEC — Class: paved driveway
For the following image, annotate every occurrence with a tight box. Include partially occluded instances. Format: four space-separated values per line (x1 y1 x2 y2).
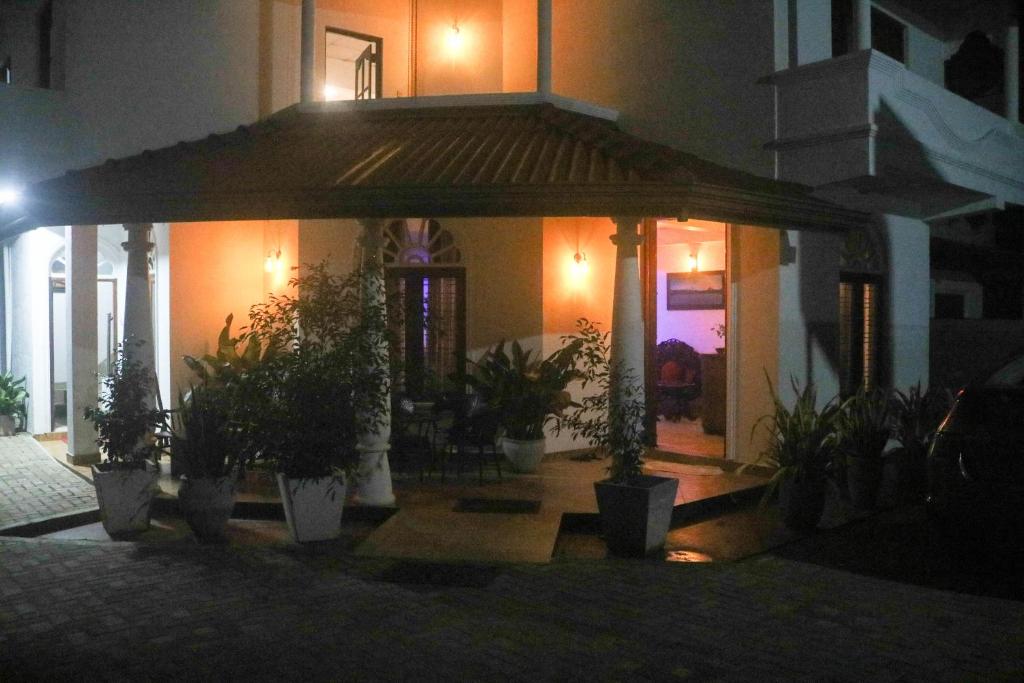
0 435 96 533
1 536 1021 681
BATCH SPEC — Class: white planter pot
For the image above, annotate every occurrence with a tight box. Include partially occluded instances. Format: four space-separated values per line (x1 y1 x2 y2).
594 475 679 556
501 437 546 473
276 474 346 543
0 415 15 436
91 464 159 538
178 475 236 542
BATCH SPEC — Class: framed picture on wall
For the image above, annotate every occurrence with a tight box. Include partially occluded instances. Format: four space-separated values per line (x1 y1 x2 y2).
666 270 725 310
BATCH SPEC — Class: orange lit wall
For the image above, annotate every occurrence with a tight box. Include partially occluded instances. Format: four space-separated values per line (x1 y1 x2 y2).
501 0 537 92
416 0 503 96
316 0 412 98
169 219 297 399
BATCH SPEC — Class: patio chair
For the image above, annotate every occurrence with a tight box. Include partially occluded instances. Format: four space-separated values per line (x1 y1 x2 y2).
440 392 504 485
390 396 439 481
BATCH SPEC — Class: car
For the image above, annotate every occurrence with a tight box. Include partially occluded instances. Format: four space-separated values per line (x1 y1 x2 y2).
927 354 1024 550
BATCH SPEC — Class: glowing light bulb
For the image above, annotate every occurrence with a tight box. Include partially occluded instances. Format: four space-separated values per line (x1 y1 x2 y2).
323 84 339 101
265 249 281 274
445 23 464 56
0 186 22 206
573 251 588 276
688 254 698 272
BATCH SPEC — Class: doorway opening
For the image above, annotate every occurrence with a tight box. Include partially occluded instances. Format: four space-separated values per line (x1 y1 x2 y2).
646 219 728 458
324 28 382 101
48 252 118 432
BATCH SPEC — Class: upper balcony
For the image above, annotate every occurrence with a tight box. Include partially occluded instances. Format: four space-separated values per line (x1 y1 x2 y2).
766 0 1024 218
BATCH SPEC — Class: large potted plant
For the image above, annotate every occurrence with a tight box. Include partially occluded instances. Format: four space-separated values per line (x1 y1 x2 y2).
556 319 678 556
835 386 893 510
170 384 244 541
84 343 168 538
463 339 580 473
890 383 951 503
0 372 28 436
750 376 840 531
244 261 388 543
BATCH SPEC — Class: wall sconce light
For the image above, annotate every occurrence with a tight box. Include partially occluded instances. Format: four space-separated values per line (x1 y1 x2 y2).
688 253 698 272
265 249 283 274
445 22 464 56
573 251 588 276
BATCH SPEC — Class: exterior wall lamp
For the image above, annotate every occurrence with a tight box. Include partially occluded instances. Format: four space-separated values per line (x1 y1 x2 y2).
688 253 698 272
445 22 464 57
265 249 283 274
573 250 588 276
0 186 22 207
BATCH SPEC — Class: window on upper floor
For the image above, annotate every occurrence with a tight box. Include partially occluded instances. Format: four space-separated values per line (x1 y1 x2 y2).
324 28 382 101
831 1 906 64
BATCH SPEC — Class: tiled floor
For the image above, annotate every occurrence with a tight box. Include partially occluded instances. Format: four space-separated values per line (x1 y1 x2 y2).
656 416 725 458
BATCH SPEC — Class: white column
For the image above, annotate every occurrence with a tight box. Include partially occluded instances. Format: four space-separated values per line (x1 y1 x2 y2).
1005 19 1020 123
537 0 552 95
65 225 99 465
609 217 646 443
854 0 872 52
352 218 395 506
300 0 316 104
121 224 156 409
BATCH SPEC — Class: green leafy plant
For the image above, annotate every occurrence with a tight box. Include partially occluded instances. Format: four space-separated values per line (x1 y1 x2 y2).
183 313 278 387
554 319 646 481
0 372 28 423
890 383 951 458
462 339 581 441
241 260 390 480
84 343 169 469
170 384 243 480
748 375 840 504
835 386 893 462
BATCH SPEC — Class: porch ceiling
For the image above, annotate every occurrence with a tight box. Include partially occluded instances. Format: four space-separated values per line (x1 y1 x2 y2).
1 100 867 237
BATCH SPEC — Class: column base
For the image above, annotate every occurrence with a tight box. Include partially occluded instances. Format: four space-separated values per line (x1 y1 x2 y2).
66 451 101 467
351 450 396 506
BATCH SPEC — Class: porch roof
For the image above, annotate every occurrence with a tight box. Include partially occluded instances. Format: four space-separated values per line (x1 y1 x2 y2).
1 99 868 236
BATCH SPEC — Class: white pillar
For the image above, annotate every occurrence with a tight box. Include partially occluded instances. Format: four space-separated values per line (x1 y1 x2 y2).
609 216 646 447
352 218 395 506
65 225 99 465
1005 19 1020 123
300 0 316 104
537 0 552 95
121 224 156 409
854 0 872 51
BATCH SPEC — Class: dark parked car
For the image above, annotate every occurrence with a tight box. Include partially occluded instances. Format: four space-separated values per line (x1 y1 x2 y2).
927 355 1024 549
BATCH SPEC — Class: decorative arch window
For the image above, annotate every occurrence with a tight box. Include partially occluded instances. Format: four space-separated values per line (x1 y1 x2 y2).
383 219 465 398
383 219 462 265
49 250 116 278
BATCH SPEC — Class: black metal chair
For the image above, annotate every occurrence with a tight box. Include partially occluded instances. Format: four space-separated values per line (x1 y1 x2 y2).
441 393 503 484
390 396 439 481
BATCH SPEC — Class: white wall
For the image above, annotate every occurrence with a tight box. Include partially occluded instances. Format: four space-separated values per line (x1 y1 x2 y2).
885 214 930 389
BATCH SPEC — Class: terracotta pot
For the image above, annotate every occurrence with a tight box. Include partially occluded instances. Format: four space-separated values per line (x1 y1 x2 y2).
594 474 678 556
178 475 236 542
91 463 159 538
501 437 546 473
276 474 346 543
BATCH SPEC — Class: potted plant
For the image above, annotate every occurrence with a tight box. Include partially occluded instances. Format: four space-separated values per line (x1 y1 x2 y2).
463 339 580 473
890 383 951 503
835 386 893 510
0 372 28 436
170 384 244 541
244 261 388 543
556 319 678 556
748 376 840 531
84 343 169 538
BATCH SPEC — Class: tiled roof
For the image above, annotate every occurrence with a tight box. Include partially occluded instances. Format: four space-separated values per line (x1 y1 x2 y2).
3 101 866 234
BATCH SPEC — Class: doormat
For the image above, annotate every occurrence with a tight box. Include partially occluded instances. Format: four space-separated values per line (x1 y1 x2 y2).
374 561 502 591
454 498 541 514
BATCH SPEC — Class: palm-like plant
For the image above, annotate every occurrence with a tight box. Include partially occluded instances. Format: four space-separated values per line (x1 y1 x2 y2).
464 339 581 441
170 385 242 480
835 387 893 461
0 372 28 423
752 375 840 505
183 313 278 387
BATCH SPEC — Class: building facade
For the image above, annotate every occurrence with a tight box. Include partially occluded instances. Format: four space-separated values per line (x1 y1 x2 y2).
1 1 1020 480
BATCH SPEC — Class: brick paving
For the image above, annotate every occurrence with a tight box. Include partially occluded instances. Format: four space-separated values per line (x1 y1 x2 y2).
0 435 96 532
1 536 1021 681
